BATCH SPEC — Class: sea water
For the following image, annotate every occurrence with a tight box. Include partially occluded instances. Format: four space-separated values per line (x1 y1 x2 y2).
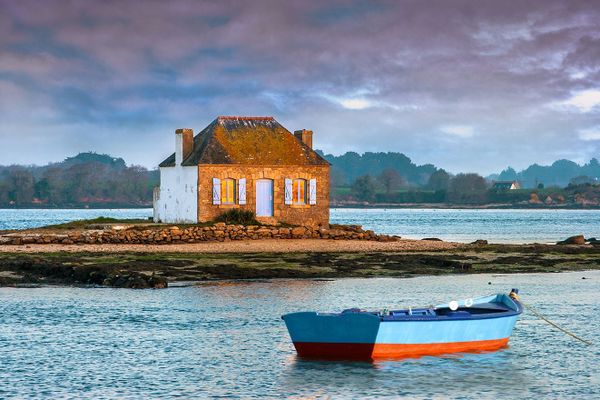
1 272 599 399
1 208 599 243
331 208 600 244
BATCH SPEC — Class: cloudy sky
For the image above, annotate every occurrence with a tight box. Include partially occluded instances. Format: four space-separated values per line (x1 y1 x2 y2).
1 0 599 174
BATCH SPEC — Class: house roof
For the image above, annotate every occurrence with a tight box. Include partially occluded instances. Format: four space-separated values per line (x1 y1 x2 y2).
159 116 330 167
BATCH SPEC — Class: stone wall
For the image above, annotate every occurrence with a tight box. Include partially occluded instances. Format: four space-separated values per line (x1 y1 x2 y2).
0 224 398 245
198 164 329 227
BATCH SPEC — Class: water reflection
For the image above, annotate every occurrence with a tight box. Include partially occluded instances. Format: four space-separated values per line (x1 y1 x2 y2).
195 279 334 303
282 350 528 398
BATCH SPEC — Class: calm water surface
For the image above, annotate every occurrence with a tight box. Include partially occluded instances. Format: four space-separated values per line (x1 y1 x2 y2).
1 208 599 243
1 272 599 399
0 209 152 231
331 208 600 243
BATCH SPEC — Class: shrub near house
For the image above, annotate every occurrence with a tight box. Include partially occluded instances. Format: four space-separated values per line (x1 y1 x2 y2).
153 116 330 227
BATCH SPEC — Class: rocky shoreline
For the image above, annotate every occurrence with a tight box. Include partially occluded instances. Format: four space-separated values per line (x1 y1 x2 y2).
1 242 599 289
0 222 397 246
1 220 599 289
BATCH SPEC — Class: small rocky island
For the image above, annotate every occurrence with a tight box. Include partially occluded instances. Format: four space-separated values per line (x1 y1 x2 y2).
1 218 599 289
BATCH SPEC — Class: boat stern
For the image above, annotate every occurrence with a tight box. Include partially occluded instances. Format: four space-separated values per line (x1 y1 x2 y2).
282 311 381 358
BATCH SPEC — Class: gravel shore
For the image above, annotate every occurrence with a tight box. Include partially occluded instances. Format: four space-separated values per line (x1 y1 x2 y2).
0 238 461 253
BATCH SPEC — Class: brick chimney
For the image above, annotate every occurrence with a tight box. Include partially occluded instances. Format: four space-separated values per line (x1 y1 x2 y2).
294 129 313 149
175 128 194 165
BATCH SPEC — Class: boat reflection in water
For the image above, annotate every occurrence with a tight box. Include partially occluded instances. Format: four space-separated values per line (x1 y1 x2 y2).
282 290 522 360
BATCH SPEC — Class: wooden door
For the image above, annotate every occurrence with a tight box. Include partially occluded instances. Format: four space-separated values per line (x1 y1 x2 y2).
255 179 274 217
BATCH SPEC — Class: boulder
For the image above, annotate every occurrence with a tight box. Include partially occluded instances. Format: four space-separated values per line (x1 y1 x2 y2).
470 239 488 245
587 237 600 246
103 272 168 289
557 235 586 245
22 236 37 244
86 224 114 230
147 275 168 289
291 227 306 237
255 228 272 236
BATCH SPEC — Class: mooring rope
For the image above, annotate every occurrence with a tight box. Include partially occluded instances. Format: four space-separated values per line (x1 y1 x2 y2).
522 302 592 346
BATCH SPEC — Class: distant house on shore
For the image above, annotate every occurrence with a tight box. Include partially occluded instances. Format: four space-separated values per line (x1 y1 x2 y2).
153 116 330 227
492 180 521 190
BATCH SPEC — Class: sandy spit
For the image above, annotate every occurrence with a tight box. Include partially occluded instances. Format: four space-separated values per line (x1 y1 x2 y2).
0 239 462 253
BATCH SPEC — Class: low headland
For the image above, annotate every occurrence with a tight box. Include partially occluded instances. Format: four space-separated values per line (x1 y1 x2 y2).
1 217 599 289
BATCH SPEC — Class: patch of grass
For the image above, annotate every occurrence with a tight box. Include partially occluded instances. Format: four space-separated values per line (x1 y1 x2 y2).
33 217 219 231
129 221 215 230
214 209 260 225
40 217 151 230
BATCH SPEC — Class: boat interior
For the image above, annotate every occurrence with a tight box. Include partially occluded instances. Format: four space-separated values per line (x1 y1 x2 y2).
340 294 522 321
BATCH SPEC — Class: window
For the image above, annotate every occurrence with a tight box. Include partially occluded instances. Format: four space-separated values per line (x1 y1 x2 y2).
221 178 236 204
292 179 307 205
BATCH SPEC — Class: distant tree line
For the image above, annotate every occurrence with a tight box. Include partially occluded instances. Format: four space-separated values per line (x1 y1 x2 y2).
347 170 490 204
319 151 600 205
320 151 437 187
323 150 600 190
2 150 599 208
0 153 158 207
495 158 600 188
344 169 600 206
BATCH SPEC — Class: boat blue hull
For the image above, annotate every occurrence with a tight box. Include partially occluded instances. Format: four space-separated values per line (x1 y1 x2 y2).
282 293 522 359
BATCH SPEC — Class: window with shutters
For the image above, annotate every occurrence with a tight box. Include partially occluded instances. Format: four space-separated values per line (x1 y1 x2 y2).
292 179 307 205
220 178 236 204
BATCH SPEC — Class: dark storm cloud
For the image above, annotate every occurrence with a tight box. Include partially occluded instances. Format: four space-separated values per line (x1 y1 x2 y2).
0 0 599 173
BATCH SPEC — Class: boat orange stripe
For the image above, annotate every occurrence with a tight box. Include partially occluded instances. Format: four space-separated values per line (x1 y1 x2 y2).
371 337 509 358
294 338 510 359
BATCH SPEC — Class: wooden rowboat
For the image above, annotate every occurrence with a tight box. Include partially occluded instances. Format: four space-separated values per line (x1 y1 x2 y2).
282 289 522 359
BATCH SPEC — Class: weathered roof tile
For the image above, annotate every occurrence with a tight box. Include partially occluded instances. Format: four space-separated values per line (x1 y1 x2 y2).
160 116 329 167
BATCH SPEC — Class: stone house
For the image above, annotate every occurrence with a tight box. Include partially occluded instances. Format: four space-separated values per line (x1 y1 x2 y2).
153 116 330 227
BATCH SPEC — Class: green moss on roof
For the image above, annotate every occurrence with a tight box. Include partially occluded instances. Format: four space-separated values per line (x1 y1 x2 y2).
159 116 330 167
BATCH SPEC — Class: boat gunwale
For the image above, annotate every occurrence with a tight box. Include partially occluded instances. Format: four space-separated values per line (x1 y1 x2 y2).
286 300 523 322
379 308 521 322
282 293 523 323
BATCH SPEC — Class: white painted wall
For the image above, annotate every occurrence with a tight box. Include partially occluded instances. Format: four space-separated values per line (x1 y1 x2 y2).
175 132 184 165
153 165 198 223
153 129 198 223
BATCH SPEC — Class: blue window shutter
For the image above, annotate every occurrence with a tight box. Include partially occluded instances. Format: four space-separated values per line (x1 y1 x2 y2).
284 178 292 205
212 178 221 205
309 178 317 205
238 178 246 205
